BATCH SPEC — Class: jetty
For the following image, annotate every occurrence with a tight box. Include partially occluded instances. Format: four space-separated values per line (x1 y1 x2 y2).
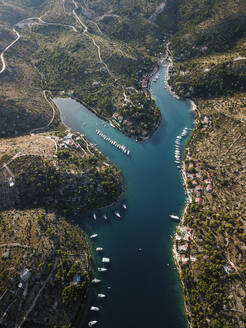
96 129 130 156
174 127 189 168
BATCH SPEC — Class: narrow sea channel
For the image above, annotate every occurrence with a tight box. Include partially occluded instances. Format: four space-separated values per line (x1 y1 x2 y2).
54 66 193 328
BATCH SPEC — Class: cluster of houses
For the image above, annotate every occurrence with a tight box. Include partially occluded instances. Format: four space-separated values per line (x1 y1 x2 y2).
141 63 159 89
175 226 195 266
186 161 214 205
112 111 151 138
201 115 210 132
57 132 80 150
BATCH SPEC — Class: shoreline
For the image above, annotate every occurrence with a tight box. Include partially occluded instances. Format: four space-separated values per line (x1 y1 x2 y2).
164 54 196 328
55 59 195 328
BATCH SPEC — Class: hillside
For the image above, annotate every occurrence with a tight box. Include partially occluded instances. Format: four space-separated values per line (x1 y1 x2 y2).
164 1 246 327
0 0 167 140
1 0 246 327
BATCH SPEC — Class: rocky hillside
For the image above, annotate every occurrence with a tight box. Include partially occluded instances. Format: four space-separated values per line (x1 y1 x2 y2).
165 1 246 327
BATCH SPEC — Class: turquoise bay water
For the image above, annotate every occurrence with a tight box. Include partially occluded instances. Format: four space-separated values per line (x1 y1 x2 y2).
54 66 193 328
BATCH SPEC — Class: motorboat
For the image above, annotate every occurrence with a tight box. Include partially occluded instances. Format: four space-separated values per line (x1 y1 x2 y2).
98 267 107 272
88 321 98 327
103 214 108 220
90 306 100 311
90 234 98 239
115 211 121 218
96 247 103 251
97 294 106 298
93 213 96 220
91 278 101 284
123 204 127 209
102 257 110 263
169 214 180 221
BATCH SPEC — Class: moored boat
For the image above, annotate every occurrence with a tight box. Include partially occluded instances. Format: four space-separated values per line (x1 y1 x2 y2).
90 234 98 239
88 321 98 327
97 293 106 298
115 211 121 218
169 214 180 221
91 278 101 284
90 306 100 311
98 267 107 272
96 247 103 251
102 257 110 263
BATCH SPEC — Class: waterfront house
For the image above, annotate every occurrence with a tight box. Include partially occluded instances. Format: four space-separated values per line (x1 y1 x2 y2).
112 113 123 123
181 254 189 265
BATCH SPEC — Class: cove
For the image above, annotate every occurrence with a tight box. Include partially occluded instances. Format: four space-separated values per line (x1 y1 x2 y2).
54 66 193 328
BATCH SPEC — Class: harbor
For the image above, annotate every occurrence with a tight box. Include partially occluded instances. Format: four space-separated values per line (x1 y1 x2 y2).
96 129 131 156
54 65 193 328
174 127 192 168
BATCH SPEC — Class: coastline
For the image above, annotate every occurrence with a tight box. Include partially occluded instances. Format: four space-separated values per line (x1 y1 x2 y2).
55 114 126 214
164 56 196 328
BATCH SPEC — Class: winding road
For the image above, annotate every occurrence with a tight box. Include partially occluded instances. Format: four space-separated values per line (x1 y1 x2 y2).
16 258 58 328
72 0 111 75
30 90 56 134
0 29 20 75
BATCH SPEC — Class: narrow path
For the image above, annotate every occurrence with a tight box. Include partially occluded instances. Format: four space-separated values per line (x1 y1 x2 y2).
16 258 58 328
95 14 120 22
30 90 56 134
72 0 88 33
38 17 78 32
0 243 29 248
72 0 111 75
148 1 166 22
91 37 111 75
0 29 20 75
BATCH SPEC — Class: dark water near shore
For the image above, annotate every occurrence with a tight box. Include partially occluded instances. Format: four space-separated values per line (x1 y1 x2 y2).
54 66 193 328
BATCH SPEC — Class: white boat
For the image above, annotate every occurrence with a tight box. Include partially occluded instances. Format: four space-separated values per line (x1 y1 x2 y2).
115 211 121 218
96 247 103 251
91 278 101 284
169 214 180 221
102 257 110 263
103 214 108 220
127 150 130 155
90 234 98 239
97 293 106 298
90 306 100 311
123 204 127 209
88 321 98 327
98 267 107 272
93 213 96 220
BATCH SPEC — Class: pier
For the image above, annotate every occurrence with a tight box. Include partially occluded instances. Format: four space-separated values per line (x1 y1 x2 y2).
96 129 131 156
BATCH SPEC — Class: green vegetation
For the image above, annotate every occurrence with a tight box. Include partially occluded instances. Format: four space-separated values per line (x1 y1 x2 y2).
166 1 246 327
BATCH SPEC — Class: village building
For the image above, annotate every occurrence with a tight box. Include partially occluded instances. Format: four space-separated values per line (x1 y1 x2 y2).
195 197 203 204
